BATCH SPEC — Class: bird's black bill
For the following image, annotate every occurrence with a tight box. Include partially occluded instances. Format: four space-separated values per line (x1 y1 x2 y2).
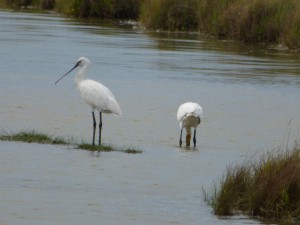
55 62 79 85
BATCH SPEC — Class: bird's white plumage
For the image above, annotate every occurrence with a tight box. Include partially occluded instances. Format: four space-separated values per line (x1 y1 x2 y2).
176 102 203 147
177 102 203 127
73 57 122 116
78 79 122 115
177 102 203 132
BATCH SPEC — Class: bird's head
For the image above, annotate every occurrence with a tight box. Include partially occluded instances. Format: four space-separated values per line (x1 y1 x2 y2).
76 57 91 68
55 57 91 85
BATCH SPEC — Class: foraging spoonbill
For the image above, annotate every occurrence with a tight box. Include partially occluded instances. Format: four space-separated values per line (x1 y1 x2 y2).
55 57 122 146
177 102 203 147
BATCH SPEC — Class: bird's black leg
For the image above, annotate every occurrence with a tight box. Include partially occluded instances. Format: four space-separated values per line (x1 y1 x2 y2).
179 129 183 147
193 129 197 147
99 112 102 146
92 112 96 146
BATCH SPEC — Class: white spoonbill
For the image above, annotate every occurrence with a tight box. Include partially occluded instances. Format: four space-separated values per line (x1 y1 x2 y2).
177 102 203 147
55 57 122 146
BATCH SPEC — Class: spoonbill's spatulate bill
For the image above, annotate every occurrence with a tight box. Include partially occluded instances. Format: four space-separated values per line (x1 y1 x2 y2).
55 57 122 146
177 102 203 147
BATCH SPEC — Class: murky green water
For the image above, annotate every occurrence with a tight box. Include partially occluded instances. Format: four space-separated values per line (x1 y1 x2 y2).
1 11 300 225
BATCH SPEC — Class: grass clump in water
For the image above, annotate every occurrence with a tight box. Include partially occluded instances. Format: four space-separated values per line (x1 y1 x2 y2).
122 146 143 154
77 142 114 152
0 130 67 145
0 129 142 154
204 142 300 222
77 141 142 154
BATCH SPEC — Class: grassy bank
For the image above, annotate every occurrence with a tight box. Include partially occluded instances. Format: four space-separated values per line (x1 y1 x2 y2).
1 0 142 19
0 130 142 154
1 0 300 49
140 0 300 49
204 142 300 222
57 0 142 20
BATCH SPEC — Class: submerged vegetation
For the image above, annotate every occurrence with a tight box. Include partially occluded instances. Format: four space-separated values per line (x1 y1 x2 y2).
204 142 300 222
0 130 142 154
1 0 300 49
77 142 142 154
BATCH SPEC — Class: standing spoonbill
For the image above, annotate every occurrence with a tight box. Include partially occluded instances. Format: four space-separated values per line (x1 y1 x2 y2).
55 57 122 146
177 102 203 147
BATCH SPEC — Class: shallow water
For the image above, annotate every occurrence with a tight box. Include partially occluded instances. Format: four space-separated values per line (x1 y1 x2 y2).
0 11 300 225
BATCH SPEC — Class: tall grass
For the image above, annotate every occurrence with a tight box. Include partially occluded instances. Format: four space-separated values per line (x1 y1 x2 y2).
140 0 199 31
140 0 300 49
205 142 300 221
207 0 299 44
55 0 142 19
282 4 300 49
3 0 55 9
1 0 142 18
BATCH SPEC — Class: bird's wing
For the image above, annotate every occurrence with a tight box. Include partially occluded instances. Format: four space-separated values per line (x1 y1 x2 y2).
177 104 187 122
193 104 203 118
79 80 122 116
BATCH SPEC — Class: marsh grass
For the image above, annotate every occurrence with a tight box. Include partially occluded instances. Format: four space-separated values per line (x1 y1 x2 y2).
54 0 142 19
77 142 114 152
140 0 300 49
204 142 300 221
0 130 142 154
77 141 142 154
0 129 68 145
1 0 55 9
140 0 199 31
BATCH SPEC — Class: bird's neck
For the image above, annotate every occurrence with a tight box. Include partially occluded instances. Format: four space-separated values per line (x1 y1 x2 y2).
75 65 90 86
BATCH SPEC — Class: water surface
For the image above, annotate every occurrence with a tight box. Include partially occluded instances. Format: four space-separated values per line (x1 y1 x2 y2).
1 11 300 225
